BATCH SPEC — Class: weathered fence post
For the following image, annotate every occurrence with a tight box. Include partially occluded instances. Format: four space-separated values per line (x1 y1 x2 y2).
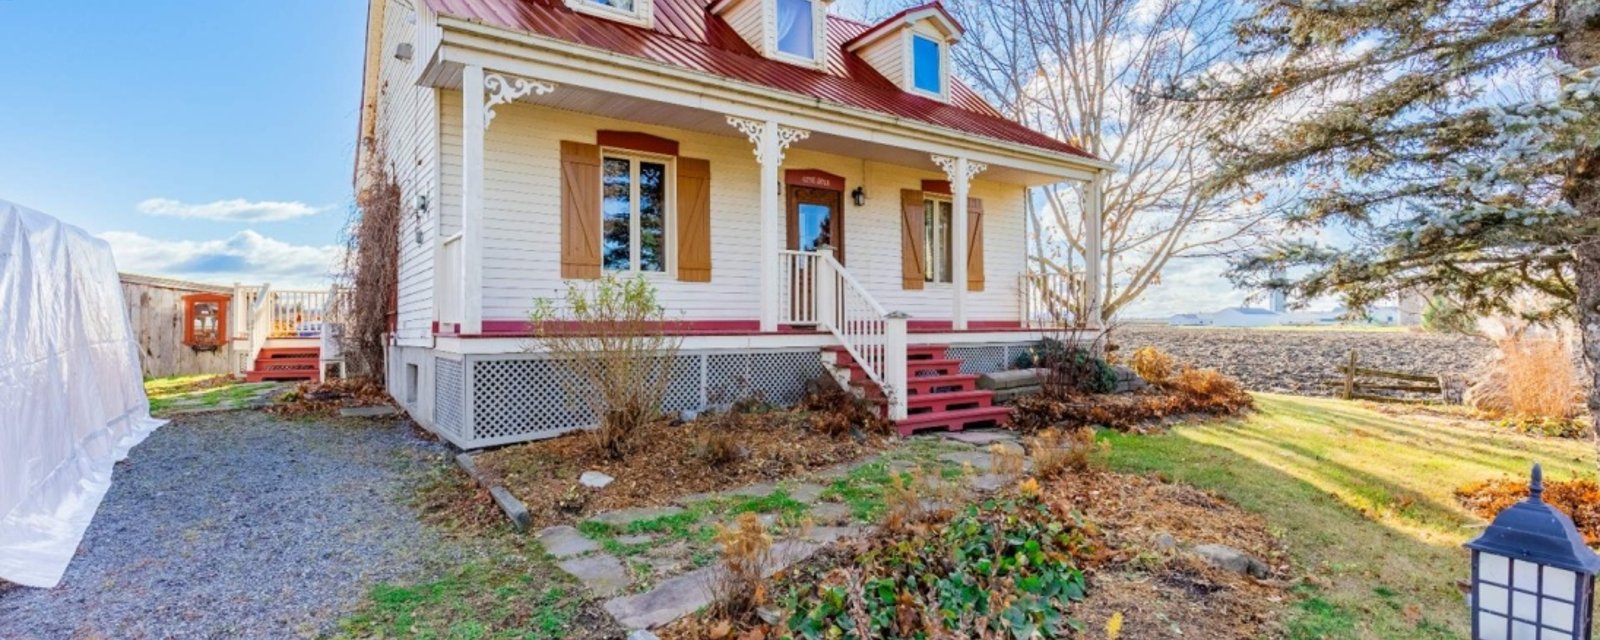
1343 350 1357 400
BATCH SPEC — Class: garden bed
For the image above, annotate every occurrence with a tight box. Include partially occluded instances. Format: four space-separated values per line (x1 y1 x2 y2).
474 409 893 529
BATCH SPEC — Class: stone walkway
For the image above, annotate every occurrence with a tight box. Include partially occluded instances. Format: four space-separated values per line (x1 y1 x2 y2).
538 429 1028 632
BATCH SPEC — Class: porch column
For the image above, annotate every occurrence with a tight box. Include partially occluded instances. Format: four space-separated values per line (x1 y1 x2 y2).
728 116 810 332
460 67 554 335
1084 171 1106 328
933 155 988 331
461 65 485 335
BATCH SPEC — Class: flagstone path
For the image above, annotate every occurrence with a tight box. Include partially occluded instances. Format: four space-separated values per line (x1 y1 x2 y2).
538 429 1030 631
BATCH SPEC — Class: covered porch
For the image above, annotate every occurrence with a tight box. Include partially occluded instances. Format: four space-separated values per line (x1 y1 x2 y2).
419 17 1109 422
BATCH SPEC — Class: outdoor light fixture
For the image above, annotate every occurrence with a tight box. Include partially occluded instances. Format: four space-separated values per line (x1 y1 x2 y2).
1465 463 1600 640
413 194 429 246
851 186 867 207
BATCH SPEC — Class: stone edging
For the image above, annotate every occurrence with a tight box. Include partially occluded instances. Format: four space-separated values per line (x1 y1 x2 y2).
454 452 532 530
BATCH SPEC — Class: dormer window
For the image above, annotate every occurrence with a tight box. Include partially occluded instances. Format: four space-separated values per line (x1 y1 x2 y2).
844 3 963 101
710 0 829 68
775 0 816 59
911 34 943 95
566 0 654 28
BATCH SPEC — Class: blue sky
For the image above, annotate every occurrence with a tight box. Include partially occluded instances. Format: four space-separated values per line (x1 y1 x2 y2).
0 1 366 288
0 0 1255 315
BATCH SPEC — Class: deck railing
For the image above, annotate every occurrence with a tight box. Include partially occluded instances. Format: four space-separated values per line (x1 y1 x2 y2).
1019 270 1087 328
245 283 274 374
780 248 909 420
269 290 333 338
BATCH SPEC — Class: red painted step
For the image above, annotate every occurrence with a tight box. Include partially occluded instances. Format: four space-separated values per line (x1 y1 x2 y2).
895 406 1012 436
246 347 322 383
856 373 979 397
844 358 962 382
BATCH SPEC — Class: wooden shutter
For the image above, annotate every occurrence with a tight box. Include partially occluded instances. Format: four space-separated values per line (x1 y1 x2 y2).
967 197 985 292
676 157 712 282
560 141 603 280
900 189 926 290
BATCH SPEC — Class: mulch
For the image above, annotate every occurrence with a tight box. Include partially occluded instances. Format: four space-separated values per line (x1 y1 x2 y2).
1456 476 1600 544
1046 470 1291 639
474 411 890 529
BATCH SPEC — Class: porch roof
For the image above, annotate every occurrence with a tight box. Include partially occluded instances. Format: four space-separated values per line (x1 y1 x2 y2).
422 0 1095 162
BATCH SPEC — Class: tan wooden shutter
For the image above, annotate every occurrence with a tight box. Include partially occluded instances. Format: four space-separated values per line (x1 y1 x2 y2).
900 189 926 290
967 197 986 292
560 141 603 280
676 157 712 282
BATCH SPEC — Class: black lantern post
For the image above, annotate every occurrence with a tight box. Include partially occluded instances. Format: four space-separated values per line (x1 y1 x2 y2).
1465 464 1600 639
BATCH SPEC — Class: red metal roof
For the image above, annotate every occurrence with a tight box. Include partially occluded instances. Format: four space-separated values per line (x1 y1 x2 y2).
423 0 1095 160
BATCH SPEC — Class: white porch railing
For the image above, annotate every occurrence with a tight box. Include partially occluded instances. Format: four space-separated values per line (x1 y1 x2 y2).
245 283 274 373
780 248 910 420
439 233 463 327
319 285 353 379
1020 270 1087 329
269 290 333 338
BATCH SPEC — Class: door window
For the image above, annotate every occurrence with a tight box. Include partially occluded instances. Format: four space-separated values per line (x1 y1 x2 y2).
923 198 953 283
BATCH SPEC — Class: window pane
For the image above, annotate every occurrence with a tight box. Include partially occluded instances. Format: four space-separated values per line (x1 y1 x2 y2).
799 203 832 252
602 158 632 271
591 0 635 10
913 35 942 94
776 0 814 58
939 201 953 283
638 161 667 272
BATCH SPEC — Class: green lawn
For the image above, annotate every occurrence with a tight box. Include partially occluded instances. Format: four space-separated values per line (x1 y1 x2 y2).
1104 393 1595 639
144 374 277 414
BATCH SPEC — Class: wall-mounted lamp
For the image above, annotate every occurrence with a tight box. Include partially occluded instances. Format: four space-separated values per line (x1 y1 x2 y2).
851 186 867 207
394 42 414 62
413 194 429 245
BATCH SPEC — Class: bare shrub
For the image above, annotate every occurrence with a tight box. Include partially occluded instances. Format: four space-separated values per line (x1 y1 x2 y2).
1029 427 1106 479
341 139 402 381
1129 347 1175 385
528 274 684 459
1163 368 1254 412
692 429 746 467
708 512 773 622
799 373 892 437
1498 334 1582 422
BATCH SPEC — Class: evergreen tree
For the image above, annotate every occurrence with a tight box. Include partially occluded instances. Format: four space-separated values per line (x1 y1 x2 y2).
1187 0 1599 411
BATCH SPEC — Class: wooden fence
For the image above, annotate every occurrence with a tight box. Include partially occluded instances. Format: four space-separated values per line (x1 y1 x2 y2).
1324 350 1443 402
121 273 236 379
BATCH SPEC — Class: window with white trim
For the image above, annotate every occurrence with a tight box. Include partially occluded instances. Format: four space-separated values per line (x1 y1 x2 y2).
566 0 653 27
601 152 672 273
775 0 816 60
923 196 953 283
911 34 944 96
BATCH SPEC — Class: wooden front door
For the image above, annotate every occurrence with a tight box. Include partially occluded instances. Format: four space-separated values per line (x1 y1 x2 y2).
786 187 844 262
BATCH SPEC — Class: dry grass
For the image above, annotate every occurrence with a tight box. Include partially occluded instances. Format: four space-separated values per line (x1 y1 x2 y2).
1029 427 1105 479
1496 334 1582 421
475 412 887 528
990 443 1027 477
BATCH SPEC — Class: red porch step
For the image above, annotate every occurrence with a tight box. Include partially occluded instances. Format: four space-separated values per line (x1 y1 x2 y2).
831 342 1013 436
245 347 321 383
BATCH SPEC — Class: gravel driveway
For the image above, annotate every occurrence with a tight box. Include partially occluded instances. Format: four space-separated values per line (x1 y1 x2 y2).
0 410 451 639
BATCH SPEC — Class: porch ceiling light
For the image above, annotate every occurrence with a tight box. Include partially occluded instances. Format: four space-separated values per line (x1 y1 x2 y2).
1465 463 1600 640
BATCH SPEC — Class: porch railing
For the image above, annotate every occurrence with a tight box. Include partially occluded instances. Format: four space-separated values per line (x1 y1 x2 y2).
1020 270 1087 329
245 283 274 374
269 290 333 338
780 248 910 420
439 233 463 327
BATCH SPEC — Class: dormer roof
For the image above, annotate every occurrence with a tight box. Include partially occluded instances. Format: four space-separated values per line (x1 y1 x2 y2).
422 0 1095 159
842 2 963 51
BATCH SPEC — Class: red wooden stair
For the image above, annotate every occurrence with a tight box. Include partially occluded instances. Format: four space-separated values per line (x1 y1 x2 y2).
827 344 1011 436
244 346 321 383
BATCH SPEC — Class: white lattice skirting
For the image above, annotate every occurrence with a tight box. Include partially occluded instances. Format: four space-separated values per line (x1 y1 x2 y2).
430 349 826 449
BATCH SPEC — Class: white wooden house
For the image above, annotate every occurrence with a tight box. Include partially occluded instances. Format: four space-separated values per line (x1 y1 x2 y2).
356 0 1113 449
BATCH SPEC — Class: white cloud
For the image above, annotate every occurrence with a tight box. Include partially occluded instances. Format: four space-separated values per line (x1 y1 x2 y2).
135 197 324 223
1119 257 1248 319
101 230 340 289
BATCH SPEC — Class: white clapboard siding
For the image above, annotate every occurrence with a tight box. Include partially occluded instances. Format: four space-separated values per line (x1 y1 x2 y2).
437 96 1028 325
376 0 442 344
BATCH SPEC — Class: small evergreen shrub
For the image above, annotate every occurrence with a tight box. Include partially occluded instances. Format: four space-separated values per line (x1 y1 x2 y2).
1014 338 1117 395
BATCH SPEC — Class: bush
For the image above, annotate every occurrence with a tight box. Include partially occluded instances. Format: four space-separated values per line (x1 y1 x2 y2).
1012 367 1254 433
1163 368 1253 412
799 374 892 437
1469 332 1583 429
709 513 774 622
692 429 746 467
784 491 1091 639
1129 347 1174 385
1029 428 1106 479
528 274 684 459
1015 337 1118 396
1457 476 1600 544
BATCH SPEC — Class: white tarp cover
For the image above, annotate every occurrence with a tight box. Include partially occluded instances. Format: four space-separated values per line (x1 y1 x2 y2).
0 199 164 588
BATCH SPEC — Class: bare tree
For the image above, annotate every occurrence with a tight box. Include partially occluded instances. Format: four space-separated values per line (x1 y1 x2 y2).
847 0 1287 321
